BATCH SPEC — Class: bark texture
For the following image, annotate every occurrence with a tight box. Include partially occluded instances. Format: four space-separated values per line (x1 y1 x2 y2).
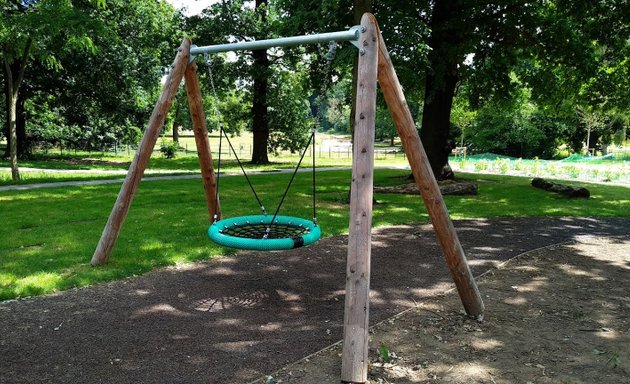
3 38 32 180
420 0 465 180
531 178 590 198
2 61 27 159
250 0 270 164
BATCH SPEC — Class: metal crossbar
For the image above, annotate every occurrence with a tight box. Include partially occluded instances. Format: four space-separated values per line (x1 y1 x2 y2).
189 26 362 61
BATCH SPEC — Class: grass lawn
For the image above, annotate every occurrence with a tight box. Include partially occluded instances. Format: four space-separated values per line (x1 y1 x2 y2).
1 170 628 301
0 132 409 186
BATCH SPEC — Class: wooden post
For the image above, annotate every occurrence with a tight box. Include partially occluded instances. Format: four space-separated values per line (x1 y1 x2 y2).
376 28 485 317
184 61 221 221
91 39 191 266
341 13 378 384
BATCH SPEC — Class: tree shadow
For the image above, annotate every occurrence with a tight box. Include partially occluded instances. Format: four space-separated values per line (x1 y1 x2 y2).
0 217 628 383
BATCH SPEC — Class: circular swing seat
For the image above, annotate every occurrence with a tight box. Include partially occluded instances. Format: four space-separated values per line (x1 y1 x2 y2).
208 215 321 251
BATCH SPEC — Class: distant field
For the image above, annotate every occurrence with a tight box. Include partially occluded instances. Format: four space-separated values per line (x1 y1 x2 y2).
2 136 629 186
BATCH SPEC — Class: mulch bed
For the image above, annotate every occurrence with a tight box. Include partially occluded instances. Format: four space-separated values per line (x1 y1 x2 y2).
1 217 628 384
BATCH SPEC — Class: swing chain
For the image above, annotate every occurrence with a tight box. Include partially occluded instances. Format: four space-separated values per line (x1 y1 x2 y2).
204 53 223 131
205 53 268 218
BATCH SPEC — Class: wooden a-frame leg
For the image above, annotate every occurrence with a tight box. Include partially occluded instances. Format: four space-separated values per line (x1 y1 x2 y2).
376 27 485 317
341 13 379 384
91 39 191 266
185 62 221 221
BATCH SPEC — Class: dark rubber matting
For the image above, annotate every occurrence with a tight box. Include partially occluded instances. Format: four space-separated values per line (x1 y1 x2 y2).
1 217 628 383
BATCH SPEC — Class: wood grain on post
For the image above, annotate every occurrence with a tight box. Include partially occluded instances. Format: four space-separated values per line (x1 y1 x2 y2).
185 62 221 221
91 39 191 266
341 13 379 384
376 32 485 317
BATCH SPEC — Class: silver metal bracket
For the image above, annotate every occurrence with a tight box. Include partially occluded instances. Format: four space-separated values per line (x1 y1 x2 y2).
348 25 363 50
189 44 198 64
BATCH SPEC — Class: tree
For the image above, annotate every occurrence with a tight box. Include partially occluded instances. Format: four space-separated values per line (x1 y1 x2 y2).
414 0 630 179
190 0 322 164
250 0 272 164
576 107 605 153
267 66 311 154
1 0 105 180
2 0 183 161
188 0 277 163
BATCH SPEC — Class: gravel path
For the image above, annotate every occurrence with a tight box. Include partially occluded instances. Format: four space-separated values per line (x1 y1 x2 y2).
0 167 358 192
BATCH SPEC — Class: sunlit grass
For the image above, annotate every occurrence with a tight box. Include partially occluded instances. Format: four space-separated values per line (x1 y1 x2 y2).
1 169 628 300
0 131 408 186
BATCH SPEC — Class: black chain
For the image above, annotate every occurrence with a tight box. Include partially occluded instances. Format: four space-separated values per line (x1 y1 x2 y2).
204 54 267 219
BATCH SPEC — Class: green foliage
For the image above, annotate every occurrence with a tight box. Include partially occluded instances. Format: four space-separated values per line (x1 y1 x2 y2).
451 97 476 146
378 342 391 362
205 90 250 136
159 139 179 159
470 87 574 159
189 0 319 160
1 0 182 154
608 114 628 147
25 94 142 151
267 69 311 154
375 106 396 144
0 0 102 65
321 77 351 133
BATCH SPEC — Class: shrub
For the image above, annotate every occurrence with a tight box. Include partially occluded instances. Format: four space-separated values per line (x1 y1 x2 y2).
159 139 179 159
565 166 580 178
474 160 489 171
496 158 510 174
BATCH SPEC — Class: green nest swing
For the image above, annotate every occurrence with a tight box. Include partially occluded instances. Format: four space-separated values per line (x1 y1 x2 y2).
202 46 336 251
209 214 321 251
206 125 321 251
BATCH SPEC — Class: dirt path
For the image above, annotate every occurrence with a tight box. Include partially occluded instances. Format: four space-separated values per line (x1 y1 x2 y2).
1 218 628 383
268 237 630 384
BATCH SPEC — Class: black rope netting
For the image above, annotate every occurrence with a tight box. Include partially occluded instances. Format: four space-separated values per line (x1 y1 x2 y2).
219 223 311 239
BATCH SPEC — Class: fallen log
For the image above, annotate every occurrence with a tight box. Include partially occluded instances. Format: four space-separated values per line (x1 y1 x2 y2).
374 180 478 196
531 177 590 198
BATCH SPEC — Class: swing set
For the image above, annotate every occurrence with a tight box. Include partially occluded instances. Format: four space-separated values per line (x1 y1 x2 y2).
91 14 484 384
203 45 329 251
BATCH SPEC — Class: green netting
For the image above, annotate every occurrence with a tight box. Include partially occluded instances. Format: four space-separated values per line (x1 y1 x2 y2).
208 215 321 251
465 153 518 160
559 153 618 162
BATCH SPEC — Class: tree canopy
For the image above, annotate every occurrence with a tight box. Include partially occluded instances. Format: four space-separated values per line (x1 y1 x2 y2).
1 0 628 180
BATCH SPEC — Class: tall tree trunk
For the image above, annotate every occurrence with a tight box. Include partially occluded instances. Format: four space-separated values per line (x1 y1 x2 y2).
172 123 179 143
250 0 270 164
420 0 464 180
3 60 26 159
2 74 8 158
3 39 32 180
172 98 180 143
16 93 27 156
3 56 29 159
420 69 458 180
8 92 20 180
